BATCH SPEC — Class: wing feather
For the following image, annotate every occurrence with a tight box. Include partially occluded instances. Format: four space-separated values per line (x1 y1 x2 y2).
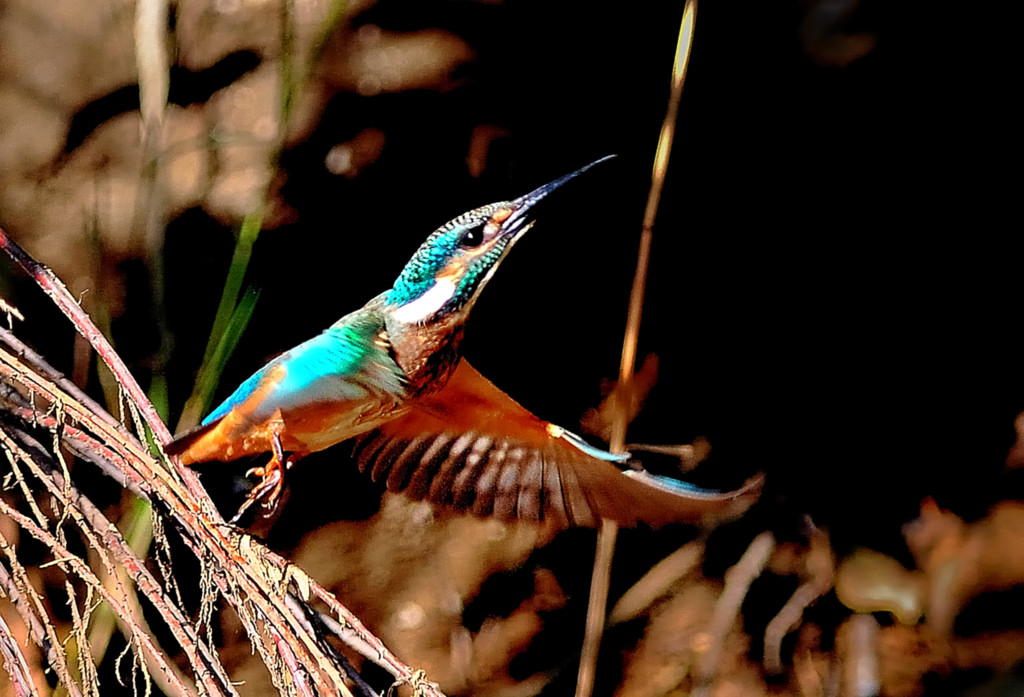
386 433 431 496
424 433 466 504
513 447 542 520
352 360 761 528
541 456 571 529
353 431 390 474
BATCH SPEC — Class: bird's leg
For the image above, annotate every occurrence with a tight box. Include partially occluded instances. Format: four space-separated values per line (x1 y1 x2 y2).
231 428 297 524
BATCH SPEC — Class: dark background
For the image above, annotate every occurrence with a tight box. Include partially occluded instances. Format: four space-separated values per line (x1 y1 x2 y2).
155 0 1022 553
3 0 1017 561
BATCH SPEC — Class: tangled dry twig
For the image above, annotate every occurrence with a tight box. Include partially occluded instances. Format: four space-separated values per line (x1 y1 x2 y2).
0 228 446 697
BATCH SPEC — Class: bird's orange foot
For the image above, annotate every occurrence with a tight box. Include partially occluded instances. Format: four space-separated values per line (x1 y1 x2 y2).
229 431 305 524
230 460 286 524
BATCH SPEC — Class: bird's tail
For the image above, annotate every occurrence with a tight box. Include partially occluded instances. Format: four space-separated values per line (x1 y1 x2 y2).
162 420 222 465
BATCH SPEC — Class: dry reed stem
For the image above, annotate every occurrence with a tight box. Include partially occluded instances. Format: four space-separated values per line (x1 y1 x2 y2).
134 0 170 259
0 610 39 697
0 423 234 695
0 534 84 697
575 2 699 696
1 228 445 696
0 232 183 471
0 497 197 697
0 328 121 433
0 352 434 694
0 231 328 691
0 345 335 696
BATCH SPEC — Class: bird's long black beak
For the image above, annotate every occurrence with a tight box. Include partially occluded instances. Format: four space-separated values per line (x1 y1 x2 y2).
501 155 616 233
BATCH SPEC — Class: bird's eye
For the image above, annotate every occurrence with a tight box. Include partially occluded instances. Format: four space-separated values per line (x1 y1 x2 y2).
459 226 484 248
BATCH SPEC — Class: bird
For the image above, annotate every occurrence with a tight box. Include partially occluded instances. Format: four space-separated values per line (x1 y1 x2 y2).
166 157 761 526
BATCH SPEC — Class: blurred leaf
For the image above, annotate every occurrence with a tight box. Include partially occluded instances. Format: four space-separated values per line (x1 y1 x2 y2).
580 353 659 442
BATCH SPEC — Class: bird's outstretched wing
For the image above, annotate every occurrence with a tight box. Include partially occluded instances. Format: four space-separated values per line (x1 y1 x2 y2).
352 360 761 528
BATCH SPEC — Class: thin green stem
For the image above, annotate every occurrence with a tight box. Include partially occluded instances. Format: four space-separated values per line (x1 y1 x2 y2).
177 0 350 434
176 214 263 432
280 0 297 127
305 0 349 83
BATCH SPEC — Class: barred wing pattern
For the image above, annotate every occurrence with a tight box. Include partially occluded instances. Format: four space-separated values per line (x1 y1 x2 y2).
352 360 760 528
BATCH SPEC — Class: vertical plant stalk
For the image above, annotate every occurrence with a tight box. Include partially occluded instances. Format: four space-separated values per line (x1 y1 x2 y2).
120 5 173 667
575 3 698 697
135 0 173 416
135 0 169 243
177 252 262 432
96 4 174 654
280 0 297 129
179 0 349 432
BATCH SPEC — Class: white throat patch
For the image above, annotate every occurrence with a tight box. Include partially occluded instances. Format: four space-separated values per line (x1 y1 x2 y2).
392 278 458 324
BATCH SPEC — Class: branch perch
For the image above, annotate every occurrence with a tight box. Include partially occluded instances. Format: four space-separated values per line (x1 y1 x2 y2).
1 227 445 697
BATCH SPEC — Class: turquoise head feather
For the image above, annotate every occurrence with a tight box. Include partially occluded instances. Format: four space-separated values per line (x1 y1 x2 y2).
386 156 614 325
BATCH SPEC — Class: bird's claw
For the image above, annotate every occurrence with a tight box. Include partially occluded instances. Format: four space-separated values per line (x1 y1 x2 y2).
229 444 307 524
230 461 285 524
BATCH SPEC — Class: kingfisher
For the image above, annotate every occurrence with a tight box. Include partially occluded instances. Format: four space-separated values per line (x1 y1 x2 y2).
166 157 760 526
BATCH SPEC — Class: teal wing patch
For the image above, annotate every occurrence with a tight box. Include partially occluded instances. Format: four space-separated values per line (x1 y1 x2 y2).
202 302 406 426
